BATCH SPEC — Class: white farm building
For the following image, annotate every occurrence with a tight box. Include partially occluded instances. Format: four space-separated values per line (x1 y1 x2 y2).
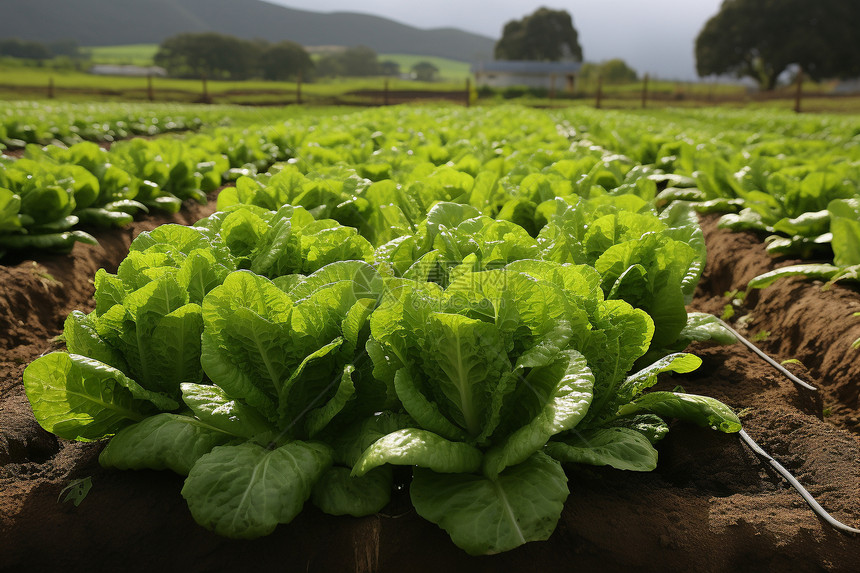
88 65 167 77
471 61 582 92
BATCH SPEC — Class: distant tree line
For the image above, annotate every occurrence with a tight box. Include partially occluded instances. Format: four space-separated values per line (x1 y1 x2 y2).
316 49 439 80
0 38 83 60
154 33 314 81
314 45 378 78
155 33 442 82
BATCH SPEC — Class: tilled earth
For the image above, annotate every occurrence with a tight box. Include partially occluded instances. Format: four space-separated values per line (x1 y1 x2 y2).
1 205 858 573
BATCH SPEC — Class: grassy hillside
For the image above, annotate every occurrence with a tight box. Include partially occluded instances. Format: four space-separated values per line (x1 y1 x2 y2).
0 0 494 62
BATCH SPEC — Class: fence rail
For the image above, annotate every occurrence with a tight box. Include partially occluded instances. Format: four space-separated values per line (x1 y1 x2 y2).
0 76 472 107
2 76 859 113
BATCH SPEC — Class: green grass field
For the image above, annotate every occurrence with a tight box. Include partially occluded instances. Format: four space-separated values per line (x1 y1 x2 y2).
82 44 473 81
0 61 469 105
84 44 159 66
378 54 472 81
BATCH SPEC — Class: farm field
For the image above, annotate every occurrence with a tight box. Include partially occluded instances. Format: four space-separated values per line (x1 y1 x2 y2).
0 62 471 106
1 103 859 571
83 44 160 66
84 44 473 82
5 51 860 112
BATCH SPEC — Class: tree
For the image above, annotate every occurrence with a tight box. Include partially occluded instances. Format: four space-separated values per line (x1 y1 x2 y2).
338 46 380 76
579 59 638 84
317 46 380 77
695 0 860 90
154 33 261 80
494 7 582 62
411 61 439 82
379 60 401 77
261 41 314 81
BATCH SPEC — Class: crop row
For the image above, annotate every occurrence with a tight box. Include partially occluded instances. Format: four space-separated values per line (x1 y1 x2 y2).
0 101 212 148
0 116 316 258
10 102 856 282
559 107 860 291
0 103 682 259
0 101 323 149
20 104 741 554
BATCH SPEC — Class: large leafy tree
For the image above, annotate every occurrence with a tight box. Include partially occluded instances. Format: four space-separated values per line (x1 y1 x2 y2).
154 33 262 80
261 41 314 81
494 7 582 62
695 0 860 90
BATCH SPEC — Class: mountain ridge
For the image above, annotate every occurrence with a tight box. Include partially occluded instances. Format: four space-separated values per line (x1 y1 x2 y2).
0 0 496 62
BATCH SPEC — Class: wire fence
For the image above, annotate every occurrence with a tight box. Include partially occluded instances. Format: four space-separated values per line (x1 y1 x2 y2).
2 75 859 113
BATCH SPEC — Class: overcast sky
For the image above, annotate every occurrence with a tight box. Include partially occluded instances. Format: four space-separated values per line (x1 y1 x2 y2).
267 0 724 80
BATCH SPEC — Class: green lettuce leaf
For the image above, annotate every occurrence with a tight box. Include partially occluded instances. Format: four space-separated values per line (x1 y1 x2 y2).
180 382 273 438
618 352 702 402
482 349 594 477
546 427 658 471
410 451 568 555
311 465 393 517
829 197 860 267
201 271 293 421
99 413 235 475
615 391 742 433
352 428 483 476
678 312 737 345
23 352 178 441
181 440 332 539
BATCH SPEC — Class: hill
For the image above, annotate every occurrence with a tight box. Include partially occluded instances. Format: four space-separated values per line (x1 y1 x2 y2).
0 0 495 63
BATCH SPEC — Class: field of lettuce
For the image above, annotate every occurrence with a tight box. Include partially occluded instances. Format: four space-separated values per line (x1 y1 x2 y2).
1 102 859 571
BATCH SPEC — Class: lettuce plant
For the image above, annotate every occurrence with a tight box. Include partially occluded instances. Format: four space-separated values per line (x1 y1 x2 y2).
374 198 729 362
747 196 860 292
354 262 740 554
23 251 740 551
24 225 234 436
0 157 99 255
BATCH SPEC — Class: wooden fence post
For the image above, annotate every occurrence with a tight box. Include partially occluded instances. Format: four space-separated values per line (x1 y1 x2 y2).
794 66 803 113
384 78 389 106
201 74 209 104
641 74 649 108
147 74 154 101
48 77 54 99
465 78 471 107
296 71 303 104
595 75 603 109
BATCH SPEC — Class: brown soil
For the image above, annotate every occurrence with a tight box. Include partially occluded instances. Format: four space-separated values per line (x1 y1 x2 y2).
1 210 858 572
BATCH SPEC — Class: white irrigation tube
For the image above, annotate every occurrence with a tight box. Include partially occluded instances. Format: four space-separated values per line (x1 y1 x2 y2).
738 429 860 535
715 317 818 392
712 317 857 533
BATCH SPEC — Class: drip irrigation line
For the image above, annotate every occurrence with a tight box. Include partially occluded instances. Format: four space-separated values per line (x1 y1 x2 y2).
715 317 817 392
738 429 860 535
